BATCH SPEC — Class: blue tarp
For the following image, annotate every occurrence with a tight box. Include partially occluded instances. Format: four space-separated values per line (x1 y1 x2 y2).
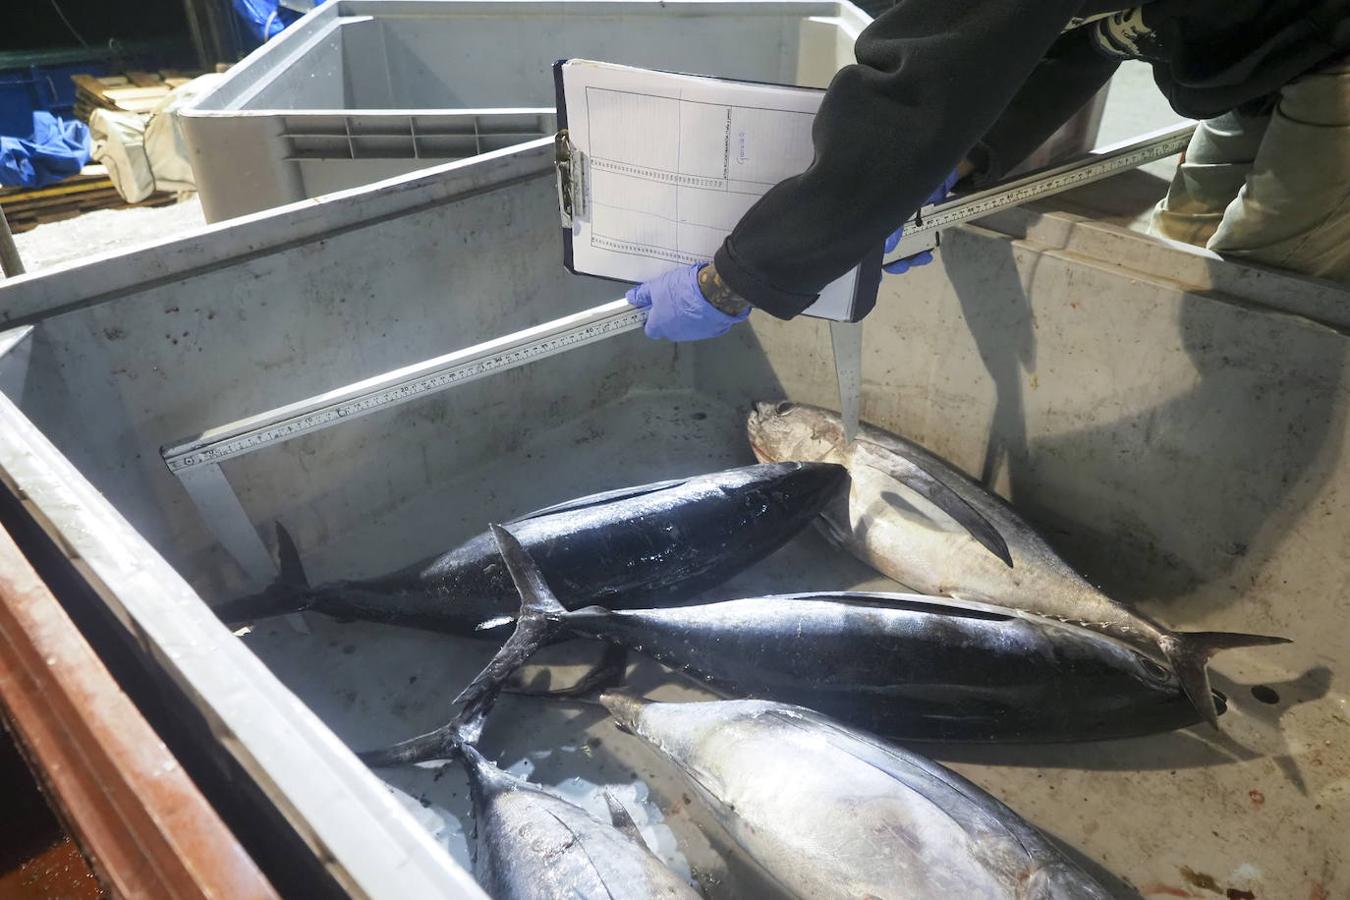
233 0 305 43
0 111 91 189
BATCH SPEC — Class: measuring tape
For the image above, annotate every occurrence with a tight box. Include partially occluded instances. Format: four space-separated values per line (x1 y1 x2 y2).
163 301 649 471
162 122 1194 473
892 121 1194 256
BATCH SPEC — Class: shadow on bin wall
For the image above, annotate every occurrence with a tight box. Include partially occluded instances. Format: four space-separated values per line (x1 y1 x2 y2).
943 230 1348 616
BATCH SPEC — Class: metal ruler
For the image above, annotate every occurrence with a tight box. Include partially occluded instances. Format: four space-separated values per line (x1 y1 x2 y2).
835 120 1196 441
163 300 647 471
163 123 1195 471
889 121 1194 257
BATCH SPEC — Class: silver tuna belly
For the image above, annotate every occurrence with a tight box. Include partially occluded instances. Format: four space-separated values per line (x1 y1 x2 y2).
635 700 1080 899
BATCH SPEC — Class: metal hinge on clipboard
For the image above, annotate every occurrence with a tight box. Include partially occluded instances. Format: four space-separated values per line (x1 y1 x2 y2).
555 130 588 228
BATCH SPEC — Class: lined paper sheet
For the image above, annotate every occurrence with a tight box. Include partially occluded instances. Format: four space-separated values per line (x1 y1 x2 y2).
561 60 862 317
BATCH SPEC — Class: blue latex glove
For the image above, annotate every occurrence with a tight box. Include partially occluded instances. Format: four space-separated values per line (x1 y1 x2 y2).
626 263 750 342
882 170 959 275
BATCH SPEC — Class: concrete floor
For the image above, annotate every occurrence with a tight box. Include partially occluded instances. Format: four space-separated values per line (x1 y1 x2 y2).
10 196 207 275
3 61 1186 278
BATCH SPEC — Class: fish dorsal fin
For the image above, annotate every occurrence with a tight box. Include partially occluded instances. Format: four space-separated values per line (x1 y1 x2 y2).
507 477 690 523
850 440 1013 568
603 792 650 850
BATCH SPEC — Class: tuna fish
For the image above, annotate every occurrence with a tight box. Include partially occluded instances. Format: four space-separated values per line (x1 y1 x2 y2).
374 527 1111 898
361 686 700 899
745 401 1289 728
469 524 1217 742
600 692 1113 900
214 462 847 635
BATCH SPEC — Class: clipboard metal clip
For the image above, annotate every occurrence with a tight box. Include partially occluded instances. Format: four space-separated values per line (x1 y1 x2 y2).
555 129 588 228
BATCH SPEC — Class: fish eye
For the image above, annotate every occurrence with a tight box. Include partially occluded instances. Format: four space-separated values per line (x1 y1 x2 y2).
775 401 795 414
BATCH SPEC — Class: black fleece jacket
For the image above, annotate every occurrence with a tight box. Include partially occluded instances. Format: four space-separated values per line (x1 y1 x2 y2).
714 0 1350 318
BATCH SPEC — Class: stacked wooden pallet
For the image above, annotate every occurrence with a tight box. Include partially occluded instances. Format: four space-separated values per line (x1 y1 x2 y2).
0 166 176 233
72 71 196 121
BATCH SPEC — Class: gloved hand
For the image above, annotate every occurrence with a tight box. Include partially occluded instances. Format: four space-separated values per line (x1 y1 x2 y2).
883 170 959 275
626 263 750 342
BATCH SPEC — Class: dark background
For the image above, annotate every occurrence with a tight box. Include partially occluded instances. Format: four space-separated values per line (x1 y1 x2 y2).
3 0 192 54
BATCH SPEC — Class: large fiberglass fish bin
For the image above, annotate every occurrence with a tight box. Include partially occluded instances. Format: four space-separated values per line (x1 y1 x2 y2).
0 140 1346 897
179 0 871 222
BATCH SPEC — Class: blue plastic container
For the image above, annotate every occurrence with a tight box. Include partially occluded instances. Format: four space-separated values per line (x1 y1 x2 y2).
0 62 113 137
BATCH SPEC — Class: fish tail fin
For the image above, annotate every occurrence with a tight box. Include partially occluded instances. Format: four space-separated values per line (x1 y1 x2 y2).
210 522 313 625
1161 629 1291 729
450 524 575 708
361 525 581 767
489 521 630 700
275 522 309 590
358 687 493 767
490 523 568 622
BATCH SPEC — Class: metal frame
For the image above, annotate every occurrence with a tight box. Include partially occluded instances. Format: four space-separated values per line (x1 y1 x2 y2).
0 139 558 329
0 206 24 278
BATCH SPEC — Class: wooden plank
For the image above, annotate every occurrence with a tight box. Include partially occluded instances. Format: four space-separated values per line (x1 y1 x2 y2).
103 85 171 100
112 98 167 114
0 520 278 900
4 198 120 220
70 75 112 103
0 165 111 188
0 182 119 204
72 72 195 120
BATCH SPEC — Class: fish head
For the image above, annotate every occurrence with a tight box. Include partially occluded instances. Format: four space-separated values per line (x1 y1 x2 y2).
746 401 847 465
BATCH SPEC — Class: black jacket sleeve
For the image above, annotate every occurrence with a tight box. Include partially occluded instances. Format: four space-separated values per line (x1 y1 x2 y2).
965 27 1121 187
713 0 1096 319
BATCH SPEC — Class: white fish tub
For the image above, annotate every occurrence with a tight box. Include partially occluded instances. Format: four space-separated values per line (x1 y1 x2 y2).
0 145 1345 898
180 0 870 222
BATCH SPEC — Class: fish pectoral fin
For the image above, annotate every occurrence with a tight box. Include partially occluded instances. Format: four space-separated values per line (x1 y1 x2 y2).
852 440 1013 568
507 477 691 523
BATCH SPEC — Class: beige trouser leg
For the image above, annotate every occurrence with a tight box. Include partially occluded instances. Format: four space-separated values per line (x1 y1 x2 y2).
1151 58 1350 283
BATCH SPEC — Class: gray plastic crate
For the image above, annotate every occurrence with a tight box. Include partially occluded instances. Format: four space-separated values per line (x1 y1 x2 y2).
180 0 870 221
